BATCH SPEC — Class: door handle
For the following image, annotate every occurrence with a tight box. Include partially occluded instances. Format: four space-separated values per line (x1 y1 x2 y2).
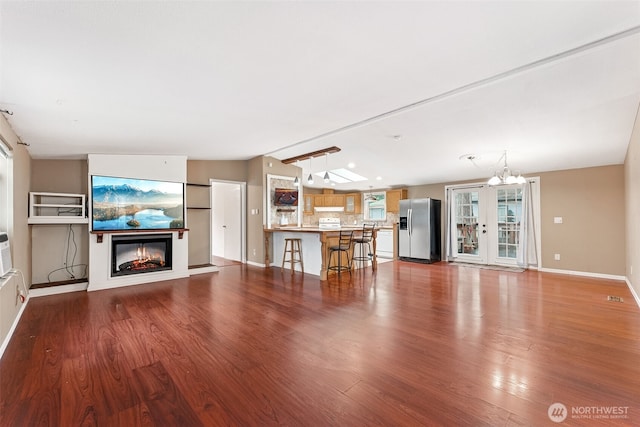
482 229 487 234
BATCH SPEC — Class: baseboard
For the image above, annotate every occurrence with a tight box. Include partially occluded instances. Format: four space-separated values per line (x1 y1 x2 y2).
538 267 626 281
246 260 266 268
188 265 220 276
625 277 640 309
0 295 29 360
28 281 89 297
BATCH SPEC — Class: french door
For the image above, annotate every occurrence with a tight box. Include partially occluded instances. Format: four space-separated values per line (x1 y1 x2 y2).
449 184 527 266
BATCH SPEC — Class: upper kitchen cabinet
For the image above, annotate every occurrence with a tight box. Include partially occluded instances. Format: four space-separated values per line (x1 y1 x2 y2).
386 188 408 213
323 193 345 207
314 189 344 208
345 193 362 214
303 194 314 215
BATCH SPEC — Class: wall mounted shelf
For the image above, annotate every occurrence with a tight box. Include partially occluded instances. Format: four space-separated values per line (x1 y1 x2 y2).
91 228 188 243
28 192 88 224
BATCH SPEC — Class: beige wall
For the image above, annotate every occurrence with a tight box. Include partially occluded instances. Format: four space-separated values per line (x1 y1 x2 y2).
187 160 247 184
187 160 248 266
409 165 626 276
30 160 89 284
624 104 640 299
242 156 301 266
187 158 300 266
247 156 265 265
540 165 624 275
0 116 31 351
25 156 299 273
31 159 88 194
20 154 632 283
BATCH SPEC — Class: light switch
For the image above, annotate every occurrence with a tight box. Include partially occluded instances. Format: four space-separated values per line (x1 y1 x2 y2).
554 217 563 224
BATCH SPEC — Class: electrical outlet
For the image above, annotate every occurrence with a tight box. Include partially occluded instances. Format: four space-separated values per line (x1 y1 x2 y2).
554 253 561 261
252 249 257 256
554 217 563 224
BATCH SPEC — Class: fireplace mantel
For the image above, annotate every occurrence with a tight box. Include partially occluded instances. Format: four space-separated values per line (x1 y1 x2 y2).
91 228 188 243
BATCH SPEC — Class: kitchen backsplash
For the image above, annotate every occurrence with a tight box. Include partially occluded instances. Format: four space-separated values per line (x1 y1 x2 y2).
302 211 399 227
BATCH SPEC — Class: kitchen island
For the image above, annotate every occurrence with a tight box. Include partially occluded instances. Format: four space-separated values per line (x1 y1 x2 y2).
263 226 379 280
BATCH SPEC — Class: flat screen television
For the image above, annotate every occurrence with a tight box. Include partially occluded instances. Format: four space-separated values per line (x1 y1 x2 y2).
274 188 298 206
91 175 184 231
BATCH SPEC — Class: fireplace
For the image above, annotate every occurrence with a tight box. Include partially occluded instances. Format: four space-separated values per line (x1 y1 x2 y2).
111 234 173 277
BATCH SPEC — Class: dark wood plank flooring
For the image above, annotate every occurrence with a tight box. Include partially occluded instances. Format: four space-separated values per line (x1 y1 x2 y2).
1 262 639 426
211 256 242 268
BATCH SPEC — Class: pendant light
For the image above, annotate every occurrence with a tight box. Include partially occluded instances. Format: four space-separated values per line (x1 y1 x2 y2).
323 153 330 183
293 162 299 186
307 157 314 185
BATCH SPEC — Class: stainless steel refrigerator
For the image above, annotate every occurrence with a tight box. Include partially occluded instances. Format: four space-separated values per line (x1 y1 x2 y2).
398 198 441 263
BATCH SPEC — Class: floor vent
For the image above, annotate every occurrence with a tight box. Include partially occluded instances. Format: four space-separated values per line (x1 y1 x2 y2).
607 295 624 303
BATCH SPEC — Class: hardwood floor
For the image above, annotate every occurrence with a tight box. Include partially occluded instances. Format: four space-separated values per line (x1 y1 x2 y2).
1 261 639 426
211 256 242 268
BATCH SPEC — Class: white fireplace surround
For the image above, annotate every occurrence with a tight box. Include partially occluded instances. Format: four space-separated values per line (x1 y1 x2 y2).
87 154 189 291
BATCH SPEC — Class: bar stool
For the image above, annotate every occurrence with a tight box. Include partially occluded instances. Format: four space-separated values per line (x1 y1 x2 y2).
282 238 303 274
327 230 354 275
353 224 375 269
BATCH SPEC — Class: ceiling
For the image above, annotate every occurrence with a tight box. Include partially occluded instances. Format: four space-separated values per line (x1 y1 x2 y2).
1 1 639 191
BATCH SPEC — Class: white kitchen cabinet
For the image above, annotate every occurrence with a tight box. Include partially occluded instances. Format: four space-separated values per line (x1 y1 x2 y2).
376 229 395 259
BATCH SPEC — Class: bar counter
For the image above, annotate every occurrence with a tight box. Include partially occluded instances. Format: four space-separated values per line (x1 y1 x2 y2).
264 226 378 280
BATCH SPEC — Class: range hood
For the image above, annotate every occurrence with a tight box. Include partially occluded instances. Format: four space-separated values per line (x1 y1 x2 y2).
314 206 345 213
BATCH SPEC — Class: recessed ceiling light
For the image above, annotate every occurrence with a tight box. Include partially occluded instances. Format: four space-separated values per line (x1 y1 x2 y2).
376 176 382 180
347 162 355 169
392 135 402 141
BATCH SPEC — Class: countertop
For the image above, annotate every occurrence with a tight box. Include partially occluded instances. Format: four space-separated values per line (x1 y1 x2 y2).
265 225 395 232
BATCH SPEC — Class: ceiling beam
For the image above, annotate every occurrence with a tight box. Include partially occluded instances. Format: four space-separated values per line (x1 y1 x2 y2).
280 146 341 164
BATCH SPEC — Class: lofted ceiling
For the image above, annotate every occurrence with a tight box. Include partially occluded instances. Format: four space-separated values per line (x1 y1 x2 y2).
1 1 639 191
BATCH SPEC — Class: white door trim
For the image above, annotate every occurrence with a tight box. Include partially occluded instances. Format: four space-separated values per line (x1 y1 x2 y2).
445 178 541 267
210 179 246 263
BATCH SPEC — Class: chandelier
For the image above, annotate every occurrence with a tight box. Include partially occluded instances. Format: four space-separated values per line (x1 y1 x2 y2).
488 151 526 185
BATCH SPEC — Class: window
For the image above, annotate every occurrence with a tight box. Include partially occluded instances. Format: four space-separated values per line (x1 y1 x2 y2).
363 192 386 220
0 138 11 233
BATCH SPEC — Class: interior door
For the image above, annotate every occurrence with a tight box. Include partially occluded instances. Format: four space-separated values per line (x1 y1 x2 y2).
211 181 244 262
450 187 488 264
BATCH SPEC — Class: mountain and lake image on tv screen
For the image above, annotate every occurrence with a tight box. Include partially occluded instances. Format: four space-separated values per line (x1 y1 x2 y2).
91 175 184 231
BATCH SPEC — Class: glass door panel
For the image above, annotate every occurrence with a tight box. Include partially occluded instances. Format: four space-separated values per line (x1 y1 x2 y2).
451 187 487 264
490 186 522 265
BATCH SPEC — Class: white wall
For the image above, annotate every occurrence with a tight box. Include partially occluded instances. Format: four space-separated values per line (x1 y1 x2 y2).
87 154 189 291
